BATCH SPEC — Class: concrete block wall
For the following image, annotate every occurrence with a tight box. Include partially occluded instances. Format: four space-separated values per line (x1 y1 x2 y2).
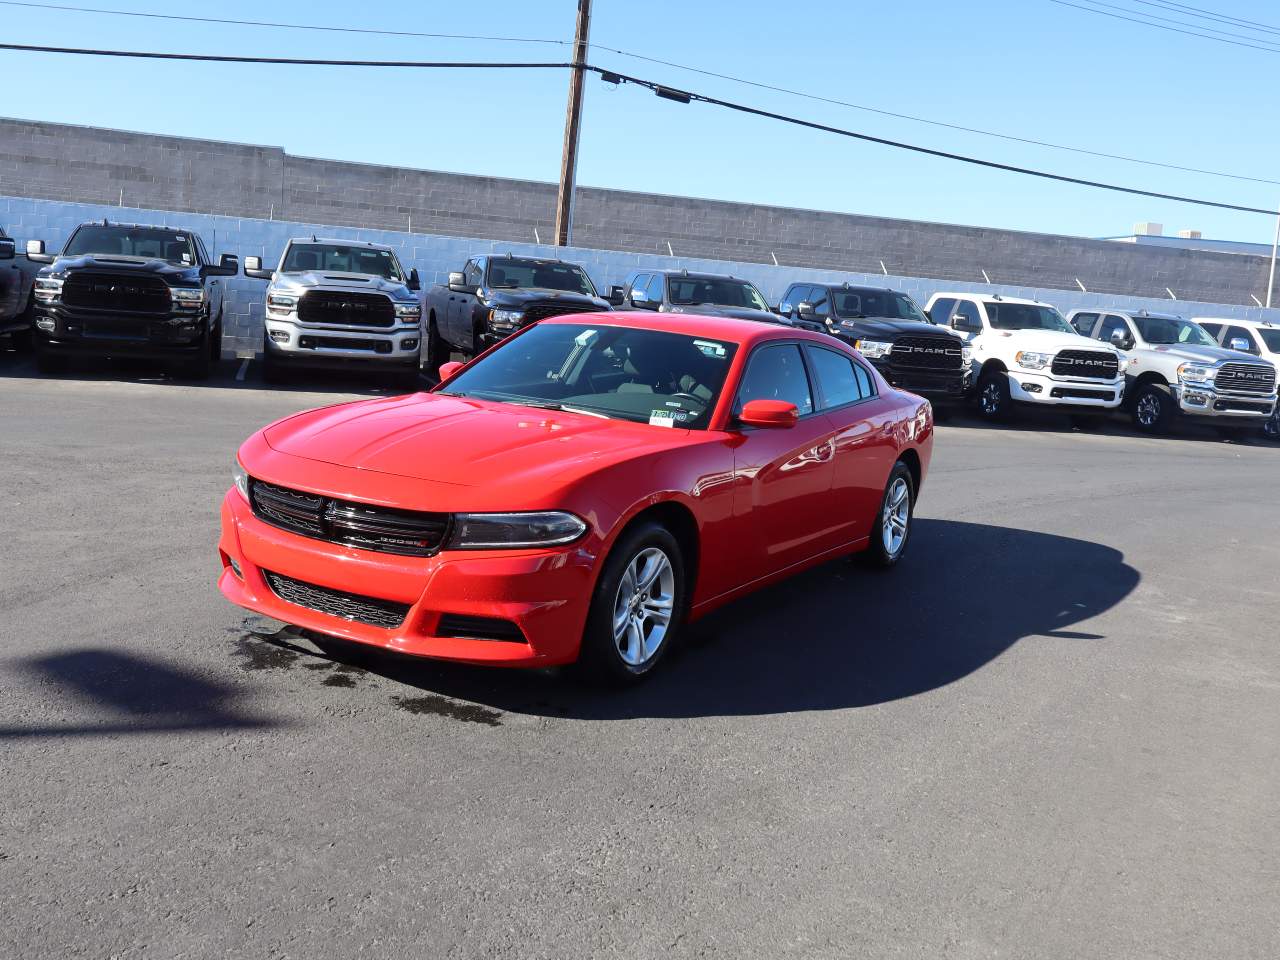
3 117 1279 308
3 194 1276 360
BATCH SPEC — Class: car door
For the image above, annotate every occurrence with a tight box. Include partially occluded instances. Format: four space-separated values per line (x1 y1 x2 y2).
804 344 900 545
730 342 840 581
447 258 482 347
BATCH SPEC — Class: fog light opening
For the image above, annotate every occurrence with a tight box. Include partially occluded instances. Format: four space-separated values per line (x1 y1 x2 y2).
402 338 419 350
269 329 290 344
1021 382 1043 393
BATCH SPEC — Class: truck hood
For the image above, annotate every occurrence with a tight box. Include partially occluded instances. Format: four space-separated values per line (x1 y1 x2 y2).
274 271 416 300
486 288 611 310
839 317 962 340
262 392 691 487
984 329 1118 354
1140 342 1266 365
46 254 201 282
666 305 783 325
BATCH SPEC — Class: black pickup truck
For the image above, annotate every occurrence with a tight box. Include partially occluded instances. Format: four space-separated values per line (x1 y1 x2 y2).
613 269 826 334
778 282 971 406
422 255 611 376
0 226 43 349
27 220 238 378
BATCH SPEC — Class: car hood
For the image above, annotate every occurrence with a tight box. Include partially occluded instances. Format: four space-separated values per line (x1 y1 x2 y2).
1141 342 1266 365
840 317 960 340
487 288 611 310
274 271 416 300
47 254 201 282
986 329 1118 354
262 392 692 487
667 304 781 324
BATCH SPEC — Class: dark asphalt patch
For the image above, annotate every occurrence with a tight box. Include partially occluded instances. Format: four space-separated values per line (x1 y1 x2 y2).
392 694 503 726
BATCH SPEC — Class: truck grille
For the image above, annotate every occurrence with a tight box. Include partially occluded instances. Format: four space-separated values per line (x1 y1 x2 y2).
297 291 395 328
262 570 410 629
1216 362 1276 395
888 335 965 371
521 300 602 324
1051 350 1119 380
249 479 449 557
61 272 171 313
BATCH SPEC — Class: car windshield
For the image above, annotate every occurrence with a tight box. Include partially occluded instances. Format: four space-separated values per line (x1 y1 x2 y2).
1133 315 1216 346
984 302 1073 332
281 243 402 280
63 225 195 265
1255 328 1280 352
436 323 738 429
486 259 596 296
667 276 770 311
833 288 928 322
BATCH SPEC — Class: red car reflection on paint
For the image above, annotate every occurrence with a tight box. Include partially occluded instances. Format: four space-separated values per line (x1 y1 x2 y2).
219 312 932 682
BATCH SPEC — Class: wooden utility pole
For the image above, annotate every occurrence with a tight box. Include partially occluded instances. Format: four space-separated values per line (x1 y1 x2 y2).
553 0 591 247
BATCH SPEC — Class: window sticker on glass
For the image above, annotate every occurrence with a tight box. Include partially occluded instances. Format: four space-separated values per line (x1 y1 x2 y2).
693 339 727 358
649 409 678 427
175 236 187 242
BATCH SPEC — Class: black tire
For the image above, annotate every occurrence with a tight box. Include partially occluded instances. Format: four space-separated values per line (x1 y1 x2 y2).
35 347 68 374
420 314 446 380
976 368 1012 421
1263 410 1280 443
578 522 686 684
1214 425 1252 443
12 293 35 351
1131 381 1173 434
863 461 915 569
261 333 287 384
209 312 223 361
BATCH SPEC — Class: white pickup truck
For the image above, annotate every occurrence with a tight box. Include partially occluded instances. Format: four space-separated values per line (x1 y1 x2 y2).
924 292 1125 422
1192 317 1280 441
1066 309 1277 437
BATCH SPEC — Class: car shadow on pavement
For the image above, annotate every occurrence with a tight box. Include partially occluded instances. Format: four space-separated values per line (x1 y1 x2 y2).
295 518 1140 720
0 649 279 740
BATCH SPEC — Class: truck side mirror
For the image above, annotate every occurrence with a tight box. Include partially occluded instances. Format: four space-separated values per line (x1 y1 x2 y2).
447 271 469 293
777 302 793 318
0 238 13 260
407 268 421 291
1109 328 1130 349
796 302 815 319
629 287 650 307
202 253 239 278
1229 337 1252 353
605 284 626 306
243 255 273 280
25 239 54 264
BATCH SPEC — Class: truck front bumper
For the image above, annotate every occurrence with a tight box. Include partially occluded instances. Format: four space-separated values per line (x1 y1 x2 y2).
264 320 420 367
1172 382 1276 419
33 304 210 357
1007 371 1125 409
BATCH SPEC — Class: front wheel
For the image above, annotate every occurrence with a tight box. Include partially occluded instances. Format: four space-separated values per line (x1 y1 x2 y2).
864 462 915 568
579 523 685 684
420 315 446 380
1132 382 1172 433
1263 410 1280 443
976 369 1012 421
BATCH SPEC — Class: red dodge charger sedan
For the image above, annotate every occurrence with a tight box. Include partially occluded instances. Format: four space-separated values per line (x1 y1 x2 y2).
219 312 933 681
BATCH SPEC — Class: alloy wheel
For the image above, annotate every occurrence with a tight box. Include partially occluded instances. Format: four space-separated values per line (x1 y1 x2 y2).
1136 392 1161 427
882 477 910 557
980 381 1002 415
1265 412 1280 441
612 547 676 667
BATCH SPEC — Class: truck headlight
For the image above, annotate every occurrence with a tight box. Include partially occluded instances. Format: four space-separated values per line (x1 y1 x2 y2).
171 287 205 307
394 302 422 322
1178 362 1215 384
1015 350 1052 370
962 345 974 363
232 457 250 502
448 511 586 549
491 308 524 329
34 277 63 302
853 339 893 359
267 293 297 312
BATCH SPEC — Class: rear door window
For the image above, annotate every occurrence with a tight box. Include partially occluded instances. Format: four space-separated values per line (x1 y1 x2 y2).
1071 312 1099 336
806 346 875 409
929 297 956 325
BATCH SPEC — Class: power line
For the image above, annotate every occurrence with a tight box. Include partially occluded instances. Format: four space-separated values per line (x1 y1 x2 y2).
1045 0 1280 53
1130 0 1280 36
4 0 1275 186
1058 0 1280 47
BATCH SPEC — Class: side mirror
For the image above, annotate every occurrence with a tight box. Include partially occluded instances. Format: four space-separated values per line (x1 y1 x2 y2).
1109 328 1129 347
437 360 465 382
950 316 978 334
407 268 421 292
243 255 273 280
447 271 469 293
738 398 799 429
629 287 650 307
26 239 54 264
1229 337 1252 353
606 284 626 306
776 302 793 318
203 253 239 278
796 302 816 319
0 238 13 260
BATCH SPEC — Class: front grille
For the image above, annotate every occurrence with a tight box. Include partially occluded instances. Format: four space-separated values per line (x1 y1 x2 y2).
437 614 527 643
1051 350 1119 380
61 272 171 313
249 478 449 556
521 300 602 324
262 570 409 629
1216 362 1276 395
1051 387 1115 400
888 335 965 371
297 291 395 328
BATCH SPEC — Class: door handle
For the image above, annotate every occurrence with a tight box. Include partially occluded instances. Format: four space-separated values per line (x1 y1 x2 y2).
813 441 835 462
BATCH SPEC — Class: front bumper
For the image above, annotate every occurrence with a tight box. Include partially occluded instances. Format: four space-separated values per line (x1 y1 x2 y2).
264 318 420 366
34 304 209 357
1172 382 1276 419
1007 370 1125 408
218 490 600 667
873 359 972 402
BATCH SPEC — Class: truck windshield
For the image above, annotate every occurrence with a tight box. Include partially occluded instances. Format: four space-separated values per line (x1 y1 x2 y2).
1132 315 1216 346
984 302 1073 332
63 225 195 265
1258 329 1280 352
667 277 770 311
833 289 927 322
436 323 737 429
281 243 403 280
487 259 596 295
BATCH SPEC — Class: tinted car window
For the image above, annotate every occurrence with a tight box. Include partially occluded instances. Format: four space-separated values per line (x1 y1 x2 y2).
668 276 770 311
1199 322 1223 339
463 260 483 287
487 259 595 296
984 302 1073 332
645 274 665 303
1071 312 1099 336
64 225 196 265
1257 328 1280 352
1096 315 1131 346
954 300 983 329
779 285 804 312
928 297 956 325
807 346 872 408
808 287 832 320
735 343 814 416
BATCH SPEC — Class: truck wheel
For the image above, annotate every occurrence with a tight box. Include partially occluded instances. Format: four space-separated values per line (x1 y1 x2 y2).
420 315 445 379
863 462 915 569
209 312 223 361
1263 411 1280 443
1131 382 1172 433
12 293 35 351
976 369 1012 421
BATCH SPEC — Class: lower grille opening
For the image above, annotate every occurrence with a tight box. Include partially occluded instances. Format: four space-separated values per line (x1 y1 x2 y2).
1051 387 1114 400
1213 399 1273 413
437 614 526 643
263 570 410 629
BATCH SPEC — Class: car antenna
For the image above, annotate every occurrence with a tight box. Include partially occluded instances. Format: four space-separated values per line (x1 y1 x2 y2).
102 217 109 227
311 234 317 242
991 293 1002 301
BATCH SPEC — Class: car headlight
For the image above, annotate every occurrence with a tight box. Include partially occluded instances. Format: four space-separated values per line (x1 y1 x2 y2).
854 339 893 359
267 293 297 311
232 457 250 502
448 511 586 549
394 302 422 322
171 287 205 306
34 277 63 302
1015 350 1052 370
1178 362 1215 384
490 308 524 329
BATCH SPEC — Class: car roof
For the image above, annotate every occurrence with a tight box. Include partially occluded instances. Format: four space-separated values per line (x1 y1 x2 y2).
77 221 188 233
929 292 1050 306
288 237 395 251
1194 317 1274 329
1078 308 1182 320
809 282 899 294
542 310 827 346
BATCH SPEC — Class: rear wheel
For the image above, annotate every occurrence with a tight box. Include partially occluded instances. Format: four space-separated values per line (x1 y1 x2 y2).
1131 382 1172 433
976 368 1012 421
578 522 685 684
1263 410 1280 442
420 314 446 380
863 462 915 568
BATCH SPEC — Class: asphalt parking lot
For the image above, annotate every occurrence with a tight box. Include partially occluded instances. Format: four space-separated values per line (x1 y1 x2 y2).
2 352 1278 960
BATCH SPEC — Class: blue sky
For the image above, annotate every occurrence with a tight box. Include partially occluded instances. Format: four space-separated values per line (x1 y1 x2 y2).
4 0 1280 242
